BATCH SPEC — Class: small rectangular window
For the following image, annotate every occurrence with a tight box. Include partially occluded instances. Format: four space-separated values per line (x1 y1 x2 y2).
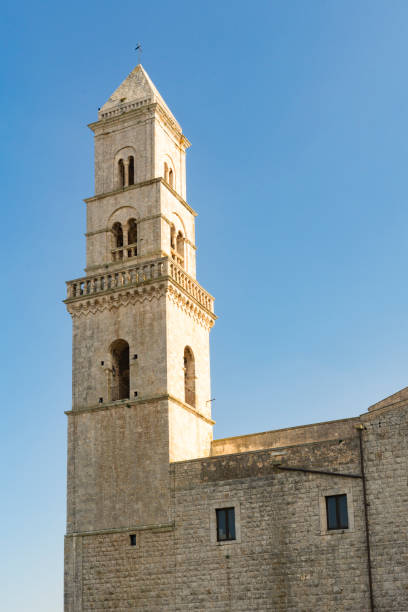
129 534 136 546
216 507 236 541
326 494 348 530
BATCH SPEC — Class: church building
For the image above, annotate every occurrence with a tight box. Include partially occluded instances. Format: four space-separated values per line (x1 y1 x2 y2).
64 65 408 611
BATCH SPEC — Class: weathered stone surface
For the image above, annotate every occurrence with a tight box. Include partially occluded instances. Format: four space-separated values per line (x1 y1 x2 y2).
64 64 408 611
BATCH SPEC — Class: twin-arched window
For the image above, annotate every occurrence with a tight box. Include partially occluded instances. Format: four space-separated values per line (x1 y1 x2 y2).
118 156 135 188
170 223 185 268
111 219 138 261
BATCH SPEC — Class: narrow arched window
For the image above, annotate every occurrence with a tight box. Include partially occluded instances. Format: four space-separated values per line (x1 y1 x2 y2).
112 222 124 261
110 339 130 401
169 168 174 188
128 156 134 185
184 347 196 407
127 218 137 257
176 231 184 267
112 222 123 248
164 162 169 182
118 159 125 188
170 224 176 251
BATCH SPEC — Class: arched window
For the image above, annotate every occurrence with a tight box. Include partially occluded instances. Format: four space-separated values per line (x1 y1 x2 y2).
118 159 125 188
110 339 130 401
164 162 169 182
170 224 176 250
184 347 196 407
176 231 184 267
169 168 174 188
128 156 134 185
112 222 124 261
127 218 137 257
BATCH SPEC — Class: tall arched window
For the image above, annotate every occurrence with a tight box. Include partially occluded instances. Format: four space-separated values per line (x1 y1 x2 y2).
112 222 124 261
128 156 134 185
164 162 169 182
127 218 137 257
118 159 125 188
110 339 130 401
170 224 176 250
169 168 174 188
184 347 196 407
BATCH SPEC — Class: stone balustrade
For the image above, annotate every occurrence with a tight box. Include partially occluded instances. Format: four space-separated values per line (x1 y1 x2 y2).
66 257 214 313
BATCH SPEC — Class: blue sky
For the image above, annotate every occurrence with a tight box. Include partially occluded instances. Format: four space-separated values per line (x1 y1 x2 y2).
2 0 408 609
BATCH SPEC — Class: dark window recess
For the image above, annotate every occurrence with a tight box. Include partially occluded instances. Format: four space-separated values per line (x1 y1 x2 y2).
129 534 136 546
326 494 348 530
216 507 236 541
133 354 138 360
134 391 138 397
99 397 103 403
100 361 104 366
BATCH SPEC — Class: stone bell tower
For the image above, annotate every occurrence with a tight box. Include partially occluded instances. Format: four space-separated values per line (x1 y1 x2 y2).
64 65 216 610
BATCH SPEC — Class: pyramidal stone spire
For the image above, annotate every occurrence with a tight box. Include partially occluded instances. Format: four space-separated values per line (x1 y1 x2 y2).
98 64 179 126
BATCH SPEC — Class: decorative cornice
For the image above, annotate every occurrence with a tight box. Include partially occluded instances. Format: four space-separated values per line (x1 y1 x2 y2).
65 257 215 323
65 282 166 318
84 177 197 217
167 284 215 330
66 393 215 425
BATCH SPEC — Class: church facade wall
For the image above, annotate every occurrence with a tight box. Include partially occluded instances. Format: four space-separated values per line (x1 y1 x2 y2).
65 403 408 610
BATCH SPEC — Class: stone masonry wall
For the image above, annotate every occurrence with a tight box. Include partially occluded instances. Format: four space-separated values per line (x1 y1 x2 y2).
172 436 370 612
67 405 408 611
362 403 408 610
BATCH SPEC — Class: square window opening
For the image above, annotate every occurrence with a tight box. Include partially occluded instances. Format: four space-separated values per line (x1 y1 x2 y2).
216 507 236 542
129 534 136 546
326 494 348 530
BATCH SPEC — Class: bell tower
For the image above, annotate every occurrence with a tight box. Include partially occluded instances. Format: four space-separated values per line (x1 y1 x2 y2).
64 65 216 610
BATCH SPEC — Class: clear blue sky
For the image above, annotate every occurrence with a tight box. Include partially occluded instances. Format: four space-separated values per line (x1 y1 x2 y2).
2 0 408 609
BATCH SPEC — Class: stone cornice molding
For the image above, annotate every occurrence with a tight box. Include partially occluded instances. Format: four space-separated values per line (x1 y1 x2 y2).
89 99 187 147
65 281 215 330
66 393 215 425
84 212 197 250
84 177 197 217
65 257 215 324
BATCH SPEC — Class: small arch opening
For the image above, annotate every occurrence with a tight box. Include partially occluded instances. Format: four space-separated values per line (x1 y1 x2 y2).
112 222 124 261
164 162 169 182
110 339 130 401
128 156 134 185
169 168 174 188
112 222 123 247
176 231 184 267
118 159 125 188
127 218 138 257
184 347 196 408
170 224 176 250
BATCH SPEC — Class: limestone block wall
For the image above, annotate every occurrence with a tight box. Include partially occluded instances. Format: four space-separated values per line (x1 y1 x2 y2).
362 404 408 610
93 112 154 195
64 405 408 611
64 525 176 612
154 115 187 199
168 400 213 462
166 295 212 417
67 399 171 534
172 437 369 611
160 183 196 278
85 181 162 272
72 295 167 409
211 417 360 455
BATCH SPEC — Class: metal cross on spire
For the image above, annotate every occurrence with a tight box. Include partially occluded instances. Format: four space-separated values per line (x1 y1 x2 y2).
135 42 142 64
